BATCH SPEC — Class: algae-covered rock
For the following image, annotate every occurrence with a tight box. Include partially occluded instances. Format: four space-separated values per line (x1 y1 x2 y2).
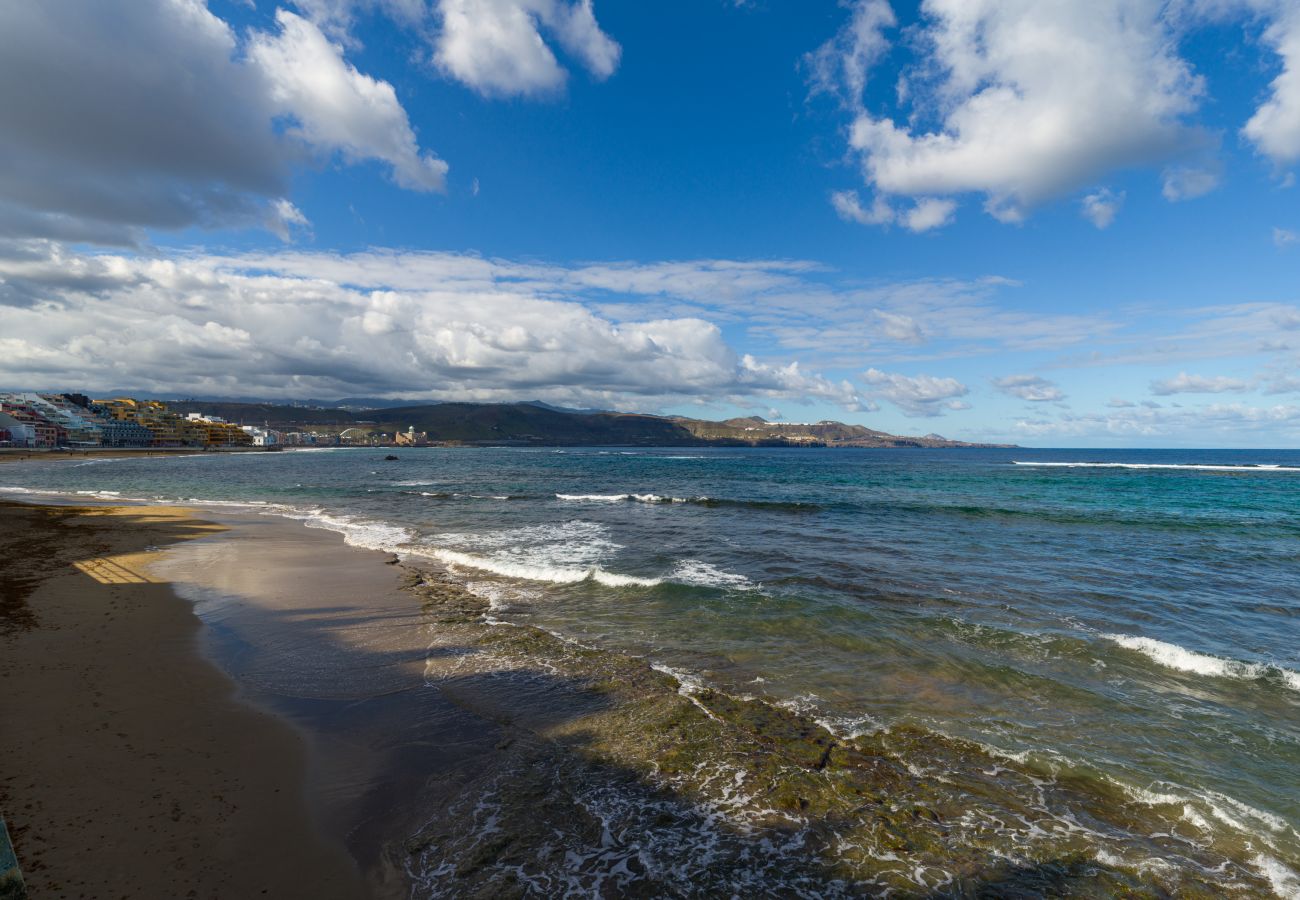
397 562 1286 898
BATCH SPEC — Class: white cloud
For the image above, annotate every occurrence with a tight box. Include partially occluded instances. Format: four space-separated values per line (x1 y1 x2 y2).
1081 189 1125 229
0 241 864 411
1161 163 1220 200
837 0 1204 226
433 0 620 97
831 190 954 231
1242 7 1300 165
249 9 448 192
1014 402 1300 443
862 367 969 416
805 0 896 103
1274 226 1299 248
816 0 1300 226
1263 373 1300 393
831 189 893 225
903 198 956 232
993 374 1065 401
0 0 443 244
1150 371 1251 394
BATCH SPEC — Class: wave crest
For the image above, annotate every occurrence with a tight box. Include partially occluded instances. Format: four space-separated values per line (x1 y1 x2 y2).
1104 634 1300 692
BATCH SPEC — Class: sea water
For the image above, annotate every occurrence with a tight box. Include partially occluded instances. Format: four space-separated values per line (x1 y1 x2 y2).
5 446 1298 894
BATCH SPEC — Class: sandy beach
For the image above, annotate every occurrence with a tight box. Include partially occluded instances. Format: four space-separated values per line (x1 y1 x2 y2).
0 501 368 899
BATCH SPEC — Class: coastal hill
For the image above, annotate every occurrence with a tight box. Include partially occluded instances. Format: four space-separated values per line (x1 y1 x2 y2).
167 400 1013 448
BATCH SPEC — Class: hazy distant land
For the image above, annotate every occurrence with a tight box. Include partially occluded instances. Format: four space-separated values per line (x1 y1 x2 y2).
165 399 1016 449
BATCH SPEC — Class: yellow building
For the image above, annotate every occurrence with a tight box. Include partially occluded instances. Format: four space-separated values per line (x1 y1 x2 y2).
96 398 186 447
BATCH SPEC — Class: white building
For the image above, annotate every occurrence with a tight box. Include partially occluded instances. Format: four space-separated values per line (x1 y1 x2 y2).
240 425 280 447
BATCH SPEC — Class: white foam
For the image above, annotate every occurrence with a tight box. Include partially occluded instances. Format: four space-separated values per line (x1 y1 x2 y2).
1253 855 1300 899
278 507 415 553
432 520 615 555
1013 461 1300 473
186 498 274 509
1104 634 1300 692
669 560 757 591
394 479 438 486
421 548 662 587
556 492 701 504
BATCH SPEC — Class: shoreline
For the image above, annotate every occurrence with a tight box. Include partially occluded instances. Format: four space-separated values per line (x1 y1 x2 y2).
0 500 368 899
1 494 1291 897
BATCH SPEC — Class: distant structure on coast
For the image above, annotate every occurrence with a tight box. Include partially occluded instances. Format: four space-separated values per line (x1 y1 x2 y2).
0 393 270 450
0 392 436 451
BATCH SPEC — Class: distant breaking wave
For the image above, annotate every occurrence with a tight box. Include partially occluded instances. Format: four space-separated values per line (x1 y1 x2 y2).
1104 634 1300 692
1014 461 1300 472
555 493 821 512
417 548 756 591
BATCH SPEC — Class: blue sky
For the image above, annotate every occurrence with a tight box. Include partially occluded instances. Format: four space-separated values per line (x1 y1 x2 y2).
1 0 1298 446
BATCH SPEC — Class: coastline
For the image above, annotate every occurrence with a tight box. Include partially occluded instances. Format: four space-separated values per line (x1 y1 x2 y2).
0 448 266 464
2 493 1291 897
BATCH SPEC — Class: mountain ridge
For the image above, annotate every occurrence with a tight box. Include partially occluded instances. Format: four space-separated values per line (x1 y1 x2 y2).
163 399 1015 448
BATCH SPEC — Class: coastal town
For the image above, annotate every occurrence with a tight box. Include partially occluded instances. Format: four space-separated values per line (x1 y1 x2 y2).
0 393 428 450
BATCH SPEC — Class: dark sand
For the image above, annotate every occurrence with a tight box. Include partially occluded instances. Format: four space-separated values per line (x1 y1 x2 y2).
0 448 256 464
0 502 367 899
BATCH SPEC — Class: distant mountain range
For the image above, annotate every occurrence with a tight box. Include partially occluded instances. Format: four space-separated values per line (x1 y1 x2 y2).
164 399 1014 448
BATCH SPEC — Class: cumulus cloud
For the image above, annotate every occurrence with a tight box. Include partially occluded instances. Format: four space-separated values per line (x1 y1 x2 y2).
249 9 448 191
903 198 957 232
1081 189 1125 229
0 0 443 244
862 368 969 416
433 0 621 97
993 374 1065 402
830 190 953 232
1242 6 1300 165
1150 371 1251 394
815 0 1299 226
839 0 1203 226
0 241 865 411
831 190 893 226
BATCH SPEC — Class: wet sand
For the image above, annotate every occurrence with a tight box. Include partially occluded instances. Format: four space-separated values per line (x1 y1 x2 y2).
0 448 262 464
0 502 367 899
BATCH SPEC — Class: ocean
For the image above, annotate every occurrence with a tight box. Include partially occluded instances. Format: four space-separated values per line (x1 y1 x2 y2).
4 446 1299 896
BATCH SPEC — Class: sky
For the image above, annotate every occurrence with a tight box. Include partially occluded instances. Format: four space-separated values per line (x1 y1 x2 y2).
1 0 1298 447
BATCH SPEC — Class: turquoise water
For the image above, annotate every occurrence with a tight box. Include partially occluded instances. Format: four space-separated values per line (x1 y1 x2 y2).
5 446 1299 892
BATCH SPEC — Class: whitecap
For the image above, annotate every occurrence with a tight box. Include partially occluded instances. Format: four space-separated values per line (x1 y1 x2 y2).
1103 634 1300 692
669 560 757 590
418 548 661 587
1013 461 1300 473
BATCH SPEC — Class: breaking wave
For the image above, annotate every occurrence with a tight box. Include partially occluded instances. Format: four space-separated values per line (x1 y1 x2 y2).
1104 634 1300 692
1014 461 1300 473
